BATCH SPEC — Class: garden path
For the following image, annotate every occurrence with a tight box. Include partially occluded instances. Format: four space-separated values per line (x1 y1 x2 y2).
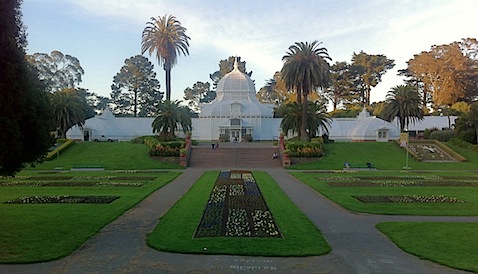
1 167 476 274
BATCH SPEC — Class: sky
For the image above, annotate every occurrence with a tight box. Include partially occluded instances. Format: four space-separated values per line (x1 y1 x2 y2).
22 0 478 108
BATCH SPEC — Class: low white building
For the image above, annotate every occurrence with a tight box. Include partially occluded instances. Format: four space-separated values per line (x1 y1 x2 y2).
67 108 155 141
326 109 401 142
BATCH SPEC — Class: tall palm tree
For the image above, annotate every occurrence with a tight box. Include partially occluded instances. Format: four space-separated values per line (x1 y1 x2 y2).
152 100 191 140
278 101 331 138
281 41 331 140
381 85 423 132
141 15 190 101
50 88 86 138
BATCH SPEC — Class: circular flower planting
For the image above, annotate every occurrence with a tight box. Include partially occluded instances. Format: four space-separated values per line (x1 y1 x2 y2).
194 170 282 238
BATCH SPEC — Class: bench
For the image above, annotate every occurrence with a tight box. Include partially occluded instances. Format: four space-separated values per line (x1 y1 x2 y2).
71 164 105 170
344 163 376 170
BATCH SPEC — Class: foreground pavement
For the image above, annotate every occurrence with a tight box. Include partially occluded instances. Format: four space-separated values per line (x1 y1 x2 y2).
1 167 476 274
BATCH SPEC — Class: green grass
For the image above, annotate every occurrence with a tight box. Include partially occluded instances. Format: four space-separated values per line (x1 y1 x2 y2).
288 142 478 170
0 171 180 263
30 142 182 170
146 171 331 256
292 171 478 216
376 222 478 273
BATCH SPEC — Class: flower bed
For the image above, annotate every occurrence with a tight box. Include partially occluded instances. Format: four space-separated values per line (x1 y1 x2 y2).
195 170 282 238
0 175 156 187
2 176 157 181
326 180 478 187
5 195 119 204
0 181 144 187
354 195 465 203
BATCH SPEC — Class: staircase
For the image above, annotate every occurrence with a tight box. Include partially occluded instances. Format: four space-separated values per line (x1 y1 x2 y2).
188 143 282 168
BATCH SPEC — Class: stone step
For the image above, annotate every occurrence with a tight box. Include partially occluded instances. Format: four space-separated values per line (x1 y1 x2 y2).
189 147 281 167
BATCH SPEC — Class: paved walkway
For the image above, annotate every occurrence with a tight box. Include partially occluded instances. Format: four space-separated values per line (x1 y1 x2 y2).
1 167 477 274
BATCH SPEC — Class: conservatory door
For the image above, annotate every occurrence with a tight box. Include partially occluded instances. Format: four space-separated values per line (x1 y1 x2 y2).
231 129 240 142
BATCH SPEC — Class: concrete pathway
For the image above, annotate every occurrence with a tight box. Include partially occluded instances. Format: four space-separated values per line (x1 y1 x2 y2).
1 167 476 273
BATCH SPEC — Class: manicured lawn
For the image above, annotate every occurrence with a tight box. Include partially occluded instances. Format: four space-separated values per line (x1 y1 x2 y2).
288 142 478 170
292 171 478 215
0 171 180 263
376 222 478 273
147 171 331 256
29 142 182 170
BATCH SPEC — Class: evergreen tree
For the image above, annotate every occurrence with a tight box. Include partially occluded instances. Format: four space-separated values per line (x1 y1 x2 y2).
0 0 52 175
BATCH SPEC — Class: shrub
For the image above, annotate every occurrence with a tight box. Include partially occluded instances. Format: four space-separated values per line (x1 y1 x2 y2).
130 136 144 144
285 141 323 157
311 137 324 144
144 136 185 157
219 134 228 142
423 128 431 139
243 134 253 142
143 136 161 148
157 132 176 142
429 130 455 142
149 145 180 157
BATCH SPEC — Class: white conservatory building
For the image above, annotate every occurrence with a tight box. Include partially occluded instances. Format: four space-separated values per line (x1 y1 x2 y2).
191 60 282 141
67 60 454 143
326 109 401 142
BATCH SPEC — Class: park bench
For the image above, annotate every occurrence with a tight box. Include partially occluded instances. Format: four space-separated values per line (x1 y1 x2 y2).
345 163 376 170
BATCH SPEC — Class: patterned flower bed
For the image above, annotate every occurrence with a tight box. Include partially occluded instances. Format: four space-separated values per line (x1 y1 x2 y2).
195 170 282 238
408 143 455 161
5 195 119 204
354 195 465 203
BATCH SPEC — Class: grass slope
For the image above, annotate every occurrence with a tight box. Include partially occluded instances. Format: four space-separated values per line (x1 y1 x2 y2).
30 142 182 170
376 222 478 273
147 171 331 256
0 171 180 263
288 142 478 170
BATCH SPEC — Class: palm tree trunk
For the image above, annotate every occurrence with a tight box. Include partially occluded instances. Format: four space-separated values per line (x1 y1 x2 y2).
164 61 172 101
301 91 309 141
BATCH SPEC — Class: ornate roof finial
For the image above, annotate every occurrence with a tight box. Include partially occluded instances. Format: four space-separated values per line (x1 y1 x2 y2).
233 56 239 70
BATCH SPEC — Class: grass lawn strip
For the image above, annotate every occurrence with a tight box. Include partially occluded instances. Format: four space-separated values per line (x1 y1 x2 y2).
147 171 330 256
292 171 478 216
26 142 182 170
0 171 180 263
288 142 478 170
376 222 478 273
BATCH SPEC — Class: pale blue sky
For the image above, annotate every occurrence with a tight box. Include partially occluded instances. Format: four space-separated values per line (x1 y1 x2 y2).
23 0 478 106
